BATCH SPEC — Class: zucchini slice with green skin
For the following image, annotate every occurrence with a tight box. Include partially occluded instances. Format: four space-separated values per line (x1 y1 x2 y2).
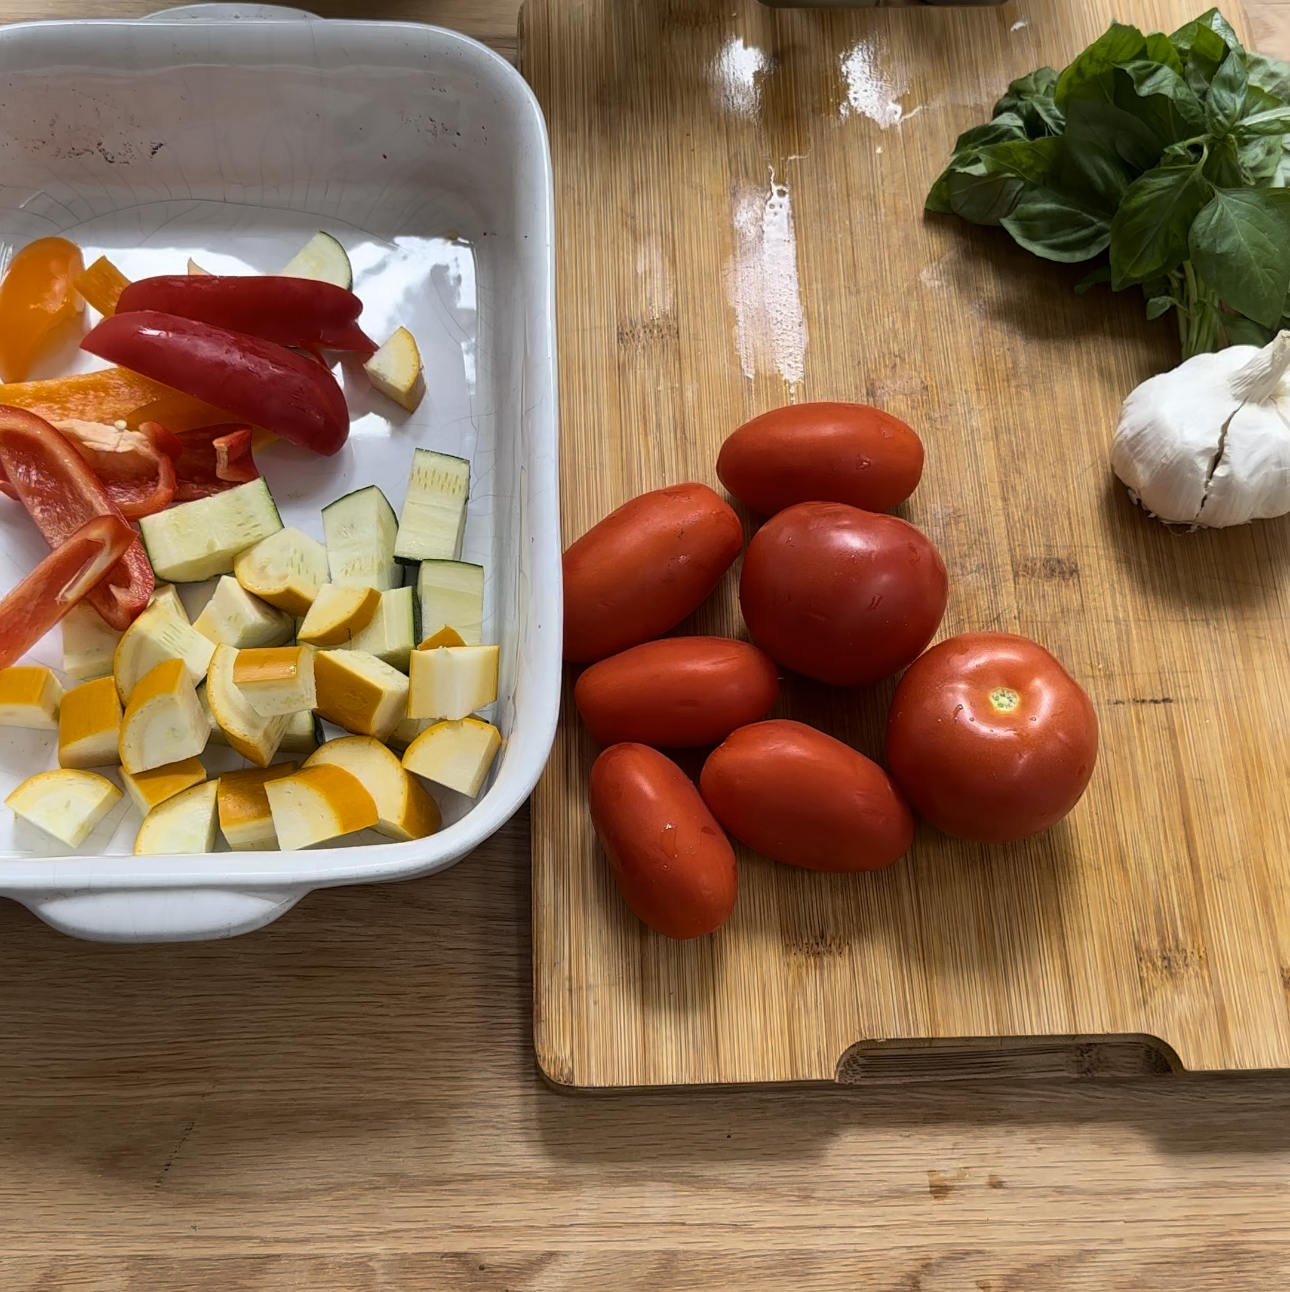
322 485 399 590
139 478 283 583
394 449 470 564
280 231 353 290
417 560 484 646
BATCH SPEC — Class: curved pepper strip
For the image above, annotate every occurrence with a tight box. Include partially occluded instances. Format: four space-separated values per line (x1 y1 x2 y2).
0 406 154 630
0 365 242 432
116 275 377 355
0 237 85 382
0 420 181 519
0 512 135 670
83 312 351 457
173 424 259 502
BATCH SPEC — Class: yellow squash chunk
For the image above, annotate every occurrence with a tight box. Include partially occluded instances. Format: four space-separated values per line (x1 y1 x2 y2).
61 601 123 681
296 584 380 647
417 626 466 651
114 600 215 702
306 736 441 842
193 575 294 648
279 708 323 757
119 756 206 817
364 326 425 413
6 769 122 848
336 585 415 671
233 644 316 717
387 713 433 752
118 658 209 775
134 780 218 855
402 718 501 798
197 683 227 747
149 582 190 624
58 676 122 769
0 665 63 730
407 645 499 721
264 764 379 851
217 762 298 850
233 526 329 616
312 649 409 742
205 644 288 767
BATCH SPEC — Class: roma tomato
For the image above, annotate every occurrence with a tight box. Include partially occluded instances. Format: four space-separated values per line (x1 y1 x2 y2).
575 637 779 748
588 743 738 939
563 483 744 663
739 501 948 688
885 632 1099 844
700 720 913 872
717 401 924 516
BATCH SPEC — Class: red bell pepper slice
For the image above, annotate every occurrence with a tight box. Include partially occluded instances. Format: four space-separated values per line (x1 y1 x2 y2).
0 512 135 670
0 406 154 630
173 424 260 502
53 419 178 519
82 312 352 457
115 275 377 356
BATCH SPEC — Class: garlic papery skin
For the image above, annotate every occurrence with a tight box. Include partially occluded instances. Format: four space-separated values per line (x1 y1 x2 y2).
1111 330 1290 528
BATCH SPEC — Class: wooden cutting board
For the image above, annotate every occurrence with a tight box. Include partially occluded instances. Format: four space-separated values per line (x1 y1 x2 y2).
522 0 1290 1089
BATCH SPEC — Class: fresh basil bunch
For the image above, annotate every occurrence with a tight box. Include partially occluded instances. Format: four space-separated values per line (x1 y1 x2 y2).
927 9 1290 357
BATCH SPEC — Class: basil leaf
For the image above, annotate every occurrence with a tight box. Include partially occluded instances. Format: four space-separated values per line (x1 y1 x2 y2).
946 167 1025 226
1056 23 1147 106
1172 8 1244 60
1185 28 1231 98
1074 265 1112 295
1235 106 1290 138
949 114 1028 157
1189 188 1290 326
1000 188 1111 262
925 170 954 214
977 136 1061 185
1145 295 1176 320
1064 95 1162 173
1117 60 1207 141
993 68 1065 137
1109 162 1212 287
1240 134 1284 183
1204 134 1246 188
1143 32 1185 76
1057 135 1132 212
1223 315 1274 347
1206 50 1250 137
1247 51 1290 104
1274 140 1290 187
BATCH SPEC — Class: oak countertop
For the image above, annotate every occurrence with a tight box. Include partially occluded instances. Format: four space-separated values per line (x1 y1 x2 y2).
2 3 1290 1289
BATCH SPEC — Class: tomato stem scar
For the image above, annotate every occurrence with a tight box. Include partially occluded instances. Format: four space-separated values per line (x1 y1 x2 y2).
989 687 1020 713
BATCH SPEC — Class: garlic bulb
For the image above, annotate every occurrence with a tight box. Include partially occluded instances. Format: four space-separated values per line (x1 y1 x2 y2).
1111 330 1290 528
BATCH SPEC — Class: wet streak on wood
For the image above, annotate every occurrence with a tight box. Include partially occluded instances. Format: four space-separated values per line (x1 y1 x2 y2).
523 0 1290 1089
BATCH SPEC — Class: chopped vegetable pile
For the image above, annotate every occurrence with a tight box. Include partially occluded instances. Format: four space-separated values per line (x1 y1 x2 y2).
0 231 496 856
928 8 1290 357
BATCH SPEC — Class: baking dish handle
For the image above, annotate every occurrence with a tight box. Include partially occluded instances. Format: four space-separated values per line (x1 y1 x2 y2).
21 887 303 943
145 5 319 20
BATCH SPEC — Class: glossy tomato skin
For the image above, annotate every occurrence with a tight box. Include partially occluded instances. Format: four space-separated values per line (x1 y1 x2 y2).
717 401 924 516
563 483 744 663
885 632 1099 844
588 743 738 939
700 720 913 872
739 502 948 688
575 636 779 748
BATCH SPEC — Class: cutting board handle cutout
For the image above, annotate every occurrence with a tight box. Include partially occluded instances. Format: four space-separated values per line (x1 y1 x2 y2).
835 1036 1182 1084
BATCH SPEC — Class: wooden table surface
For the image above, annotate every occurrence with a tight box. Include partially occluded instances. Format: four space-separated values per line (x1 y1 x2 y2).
3 2 1290 1289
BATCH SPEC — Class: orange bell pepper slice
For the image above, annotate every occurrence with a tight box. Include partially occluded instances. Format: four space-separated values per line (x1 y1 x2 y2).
0 236 86 382
73 255 131 317
0 365 240 432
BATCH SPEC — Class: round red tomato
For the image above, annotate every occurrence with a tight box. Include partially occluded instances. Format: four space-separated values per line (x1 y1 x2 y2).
562 483 744 663
700 720 913 872
575 636 779 748
717 401 924 516
738 502 948 688
588 743 738 939
885 632 1099 844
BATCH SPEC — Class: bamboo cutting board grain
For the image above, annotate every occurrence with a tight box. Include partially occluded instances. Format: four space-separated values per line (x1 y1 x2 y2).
522 0 1290 1088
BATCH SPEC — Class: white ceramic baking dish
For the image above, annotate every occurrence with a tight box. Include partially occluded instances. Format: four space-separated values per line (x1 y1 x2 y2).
0 5 560 941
